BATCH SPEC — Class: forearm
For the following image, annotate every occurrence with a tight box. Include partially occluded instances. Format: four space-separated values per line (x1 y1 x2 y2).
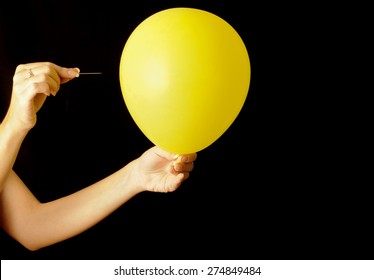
1 145 193 251
0 118 28 191
1 162 142 251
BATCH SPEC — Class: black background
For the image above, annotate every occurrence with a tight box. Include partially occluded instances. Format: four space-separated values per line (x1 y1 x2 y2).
0 1 371 260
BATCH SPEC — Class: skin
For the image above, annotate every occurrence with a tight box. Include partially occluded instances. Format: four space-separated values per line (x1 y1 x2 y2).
0 62 197 251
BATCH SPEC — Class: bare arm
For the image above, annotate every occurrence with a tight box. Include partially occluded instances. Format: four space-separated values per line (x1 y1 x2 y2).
0 62 79 192
0 147 196 251
0 61 196 251
0 121 28 191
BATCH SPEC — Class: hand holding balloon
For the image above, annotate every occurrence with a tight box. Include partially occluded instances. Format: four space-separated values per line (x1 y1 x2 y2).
120 7 250 154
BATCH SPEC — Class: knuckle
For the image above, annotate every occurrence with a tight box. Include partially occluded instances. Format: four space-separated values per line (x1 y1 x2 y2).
16 64 26 72
29 82 40 92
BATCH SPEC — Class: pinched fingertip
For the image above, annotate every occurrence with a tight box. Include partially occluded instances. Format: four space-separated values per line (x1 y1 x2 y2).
69 67 80 77
172 161 181 171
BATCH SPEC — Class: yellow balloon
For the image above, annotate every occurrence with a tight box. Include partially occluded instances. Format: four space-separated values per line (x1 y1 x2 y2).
119 7 250 154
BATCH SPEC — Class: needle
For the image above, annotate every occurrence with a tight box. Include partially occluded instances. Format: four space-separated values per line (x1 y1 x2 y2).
79 72 103 75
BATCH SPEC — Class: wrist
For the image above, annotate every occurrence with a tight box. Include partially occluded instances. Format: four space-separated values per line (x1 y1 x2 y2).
2 109 32 135
0 116 29 145
123 159 147 194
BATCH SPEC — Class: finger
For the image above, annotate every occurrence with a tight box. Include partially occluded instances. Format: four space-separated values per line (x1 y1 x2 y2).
15 62 56 79
15 64 60 84
181 172 190 180
176 153 197 163
15 62 56 72
15 62 80 84
152 146 180 161
53 65 80 84
173 161 194 172
24 81 52 98
174 172 189 181
33 62 80 84
26 74 60 96
13 67 36 83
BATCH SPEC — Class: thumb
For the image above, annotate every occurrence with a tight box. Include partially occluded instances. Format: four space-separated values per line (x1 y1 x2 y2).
152 146 179 161
54 65 80 84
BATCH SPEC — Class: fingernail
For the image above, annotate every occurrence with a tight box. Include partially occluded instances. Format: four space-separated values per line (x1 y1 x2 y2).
179 155 187 162
173 162 181 171
74 67 80 77
69 67 80 77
